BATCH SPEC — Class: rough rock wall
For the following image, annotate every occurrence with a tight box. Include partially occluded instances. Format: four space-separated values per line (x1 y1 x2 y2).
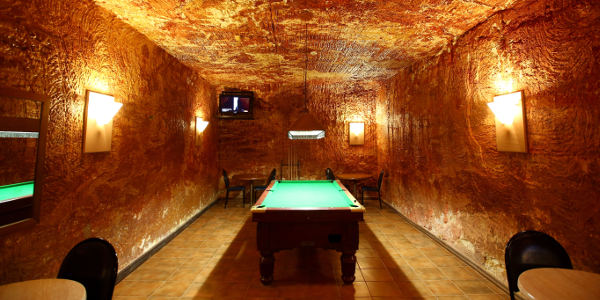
378 0 600 281
219 80 381 189
0 0 219 284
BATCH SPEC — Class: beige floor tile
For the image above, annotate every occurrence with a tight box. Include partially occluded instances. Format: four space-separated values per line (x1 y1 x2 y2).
478 278 505 294
439 267 478 280
423 280 463 296
388 267 421 281
397 247 425 258
156 258 187 269
467 294 505 300
366 281 403 297
395 280 433 297
114 280 136 296
357 249 379 258
413 268 448 280
121 281 165 297
381 257 409 268
465 267 485 279
123 268 150 281
176 240 204 248
338 281 371 298
391 240 416 249
180 257 211 269
452 280 495 294
213 281 251 298
359 258 386 269
140 269 176 281
152 281 192 297
167 268 203 281
406 257 436 269
190 248 218 258
429 256 462 268
362 268 394 282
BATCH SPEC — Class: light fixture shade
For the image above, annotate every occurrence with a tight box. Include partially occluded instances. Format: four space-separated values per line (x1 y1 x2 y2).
196 117 209 133
487 93 520 125
288 113 325 140
88 91 122 125
349 122 364 145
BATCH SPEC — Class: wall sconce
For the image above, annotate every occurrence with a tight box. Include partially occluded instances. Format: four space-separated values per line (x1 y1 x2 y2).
83 91 122 153
487 91 527 153
349 122 364 145
195 117 209 146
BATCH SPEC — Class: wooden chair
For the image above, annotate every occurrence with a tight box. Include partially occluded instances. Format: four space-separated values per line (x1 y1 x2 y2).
253 168 276 204
223 169 246 208
505 231 572 300
57 238 118 300
325 168 336 181
361 170 384 208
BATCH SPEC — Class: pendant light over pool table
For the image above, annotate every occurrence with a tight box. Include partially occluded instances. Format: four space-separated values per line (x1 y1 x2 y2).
287 22 325 140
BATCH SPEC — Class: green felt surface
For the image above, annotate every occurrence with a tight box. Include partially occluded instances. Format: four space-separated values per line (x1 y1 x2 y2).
0 181 34 202
261 180 353 208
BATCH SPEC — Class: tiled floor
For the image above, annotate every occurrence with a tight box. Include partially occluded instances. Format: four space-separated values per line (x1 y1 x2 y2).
113 196 509 300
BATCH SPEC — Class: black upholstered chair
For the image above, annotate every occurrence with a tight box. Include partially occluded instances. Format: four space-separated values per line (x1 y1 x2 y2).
253 168 276 204
361 170 384 208
57 238 118 300
505 231 572 300
223 169 246 208
325 168 336 181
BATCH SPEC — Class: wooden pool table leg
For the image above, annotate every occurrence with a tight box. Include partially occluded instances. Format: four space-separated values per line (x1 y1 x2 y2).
340 250 357 283
260 251 275 285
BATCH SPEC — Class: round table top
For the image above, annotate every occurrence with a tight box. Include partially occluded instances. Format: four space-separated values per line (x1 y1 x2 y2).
0 278 86 300
233 173 268 181
518 268 600 300
336 173 373 181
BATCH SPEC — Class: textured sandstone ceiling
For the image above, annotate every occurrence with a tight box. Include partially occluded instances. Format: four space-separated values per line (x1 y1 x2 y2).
94 0 519 85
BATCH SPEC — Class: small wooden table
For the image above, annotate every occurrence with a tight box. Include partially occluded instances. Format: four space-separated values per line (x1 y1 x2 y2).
336 173 373 198
518 268 600 300
0 278 86 300
233 173 267 206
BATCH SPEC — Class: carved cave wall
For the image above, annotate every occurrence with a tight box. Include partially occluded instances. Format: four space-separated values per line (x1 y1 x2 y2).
0 0 219 283
377 0 600 281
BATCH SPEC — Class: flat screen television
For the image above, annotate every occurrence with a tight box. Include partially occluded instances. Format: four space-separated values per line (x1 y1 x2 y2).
218 91 254 118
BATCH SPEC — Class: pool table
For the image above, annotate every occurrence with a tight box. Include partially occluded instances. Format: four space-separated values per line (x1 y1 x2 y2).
0 181 34 203
251 180 365 285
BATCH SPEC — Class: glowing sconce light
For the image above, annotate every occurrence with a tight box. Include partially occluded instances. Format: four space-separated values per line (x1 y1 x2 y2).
487 91 528 153
88 92 122 125
83 91 122 153
487 93 520 125
195 117 209 146
349 122 364 145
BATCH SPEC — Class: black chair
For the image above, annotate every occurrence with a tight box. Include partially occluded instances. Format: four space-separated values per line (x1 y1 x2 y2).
325 168 336 181
223 169 246 208
253 169 276 204
361 170 384 208
505 231 573 300
57 238 118 300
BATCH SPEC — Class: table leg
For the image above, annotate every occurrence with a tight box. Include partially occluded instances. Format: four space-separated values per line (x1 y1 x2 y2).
260 251 275 285
340 250 357 284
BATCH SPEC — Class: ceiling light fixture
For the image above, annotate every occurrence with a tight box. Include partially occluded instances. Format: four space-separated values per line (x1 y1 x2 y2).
287 22 325 140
